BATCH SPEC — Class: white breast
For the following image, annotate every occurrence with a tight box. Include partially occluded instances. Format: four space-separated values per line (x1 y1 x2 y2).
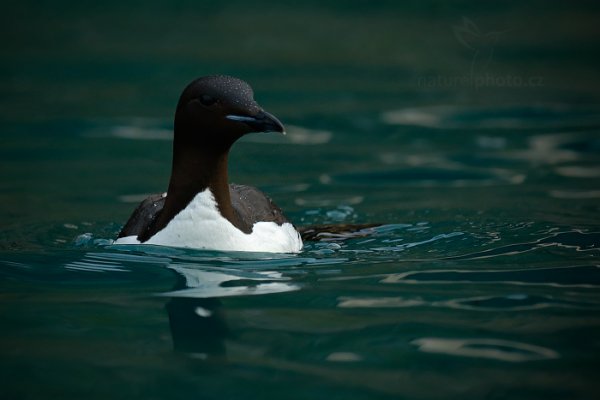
115 189 303 253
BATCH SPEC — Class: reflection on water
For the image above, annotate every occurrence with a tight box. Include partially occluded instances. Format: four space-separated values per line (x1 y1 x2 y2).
411 338 559 362
382 265 600 288
165 285 228 359
549 189 600 199
162 265 299 298
338 293 597 311
166 297 227 358
59 248 307 361
381 104 600 130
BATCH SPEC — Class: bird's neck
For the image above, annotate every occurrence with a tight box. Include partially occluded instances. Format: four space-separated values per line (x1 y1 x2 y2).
170 147 235 214
142 143 240 241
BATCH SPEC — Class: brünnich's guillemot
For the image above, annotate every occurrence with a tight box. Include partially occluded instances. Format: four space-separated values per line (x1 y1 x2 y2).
115 75 303 253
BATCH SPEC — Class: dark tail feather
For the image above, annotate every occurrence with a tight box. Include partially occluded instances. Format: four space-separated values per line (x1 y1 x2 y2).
298 223 381 242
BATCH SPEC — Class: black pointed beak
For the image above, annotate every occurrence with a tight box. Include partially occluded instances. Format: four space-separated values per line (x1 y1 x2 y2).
226 110 285 134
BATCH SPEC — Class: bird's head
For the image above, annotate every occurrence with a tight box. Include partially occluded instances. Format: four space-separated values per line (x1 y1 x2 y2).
174 75 285 150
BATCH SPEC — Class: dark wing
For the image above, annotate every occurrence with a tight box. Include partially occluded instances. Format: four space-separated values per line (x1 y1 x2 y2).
229 184 380 241
117 193 166 239
229 184 290 233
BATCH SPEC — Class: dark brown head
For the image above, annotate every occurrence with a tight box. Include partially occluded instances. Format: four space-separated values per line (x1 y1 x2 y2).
174 75 284 151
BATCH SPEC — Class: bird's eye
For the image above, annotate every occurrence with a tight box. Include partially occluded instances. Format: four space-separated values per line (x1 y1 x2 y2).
199 94 217 106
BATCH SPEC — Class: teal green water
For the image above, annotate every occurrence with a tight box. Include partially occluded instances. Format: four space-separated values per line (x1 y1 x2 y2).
2 1 600 399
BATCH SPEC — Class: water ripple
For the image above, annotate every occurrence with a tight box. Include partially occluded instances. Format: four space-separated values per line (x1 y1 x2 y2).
243 124 333 145
372 232 464 252
338 293 598 311
446 231 600 260
382 265 600 288
59 247 172 274
331 167 525 188
381 104 600 130
411 337 559 362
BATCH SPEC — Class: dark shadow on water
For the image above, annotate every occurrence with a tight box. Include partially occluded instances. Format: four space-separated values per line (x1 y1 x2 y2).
163 263 228 360
166 296 228 359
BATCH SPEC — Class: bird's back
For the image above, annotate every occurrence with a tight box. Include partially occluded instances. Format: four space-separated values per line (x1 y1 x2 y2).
229 183 289 232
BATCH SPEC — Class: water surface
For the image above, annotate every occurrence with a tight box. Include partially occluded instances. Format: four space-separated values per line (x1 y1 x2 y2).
1 1 600 399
